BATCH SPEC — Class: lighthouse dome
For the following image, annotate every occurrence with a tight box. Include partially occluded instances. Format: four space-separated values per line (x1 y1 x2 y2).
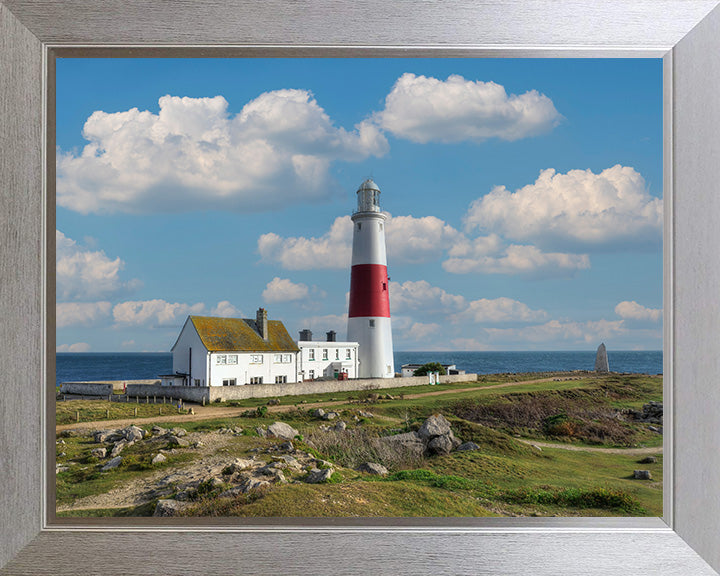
355 179 381 213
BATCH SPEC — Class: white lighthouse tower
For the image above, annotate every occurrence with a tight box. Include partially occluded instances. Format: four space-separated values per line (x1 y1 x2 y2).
347 179 395 378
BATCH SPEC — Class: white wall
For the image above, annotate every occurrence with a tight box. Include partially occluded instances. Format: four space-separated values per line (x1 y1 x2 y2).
208 351 298 386
298 341 359 379
172 320 208 386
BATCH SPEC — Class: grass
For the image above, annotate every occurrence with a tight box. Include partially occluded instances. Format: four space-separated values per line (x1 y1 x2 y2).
56 399 189 425
56 372 663 518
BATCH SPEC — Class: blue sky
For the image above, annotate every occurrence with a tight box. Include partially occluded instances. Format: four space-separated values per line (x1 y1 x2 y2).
55 58 663 353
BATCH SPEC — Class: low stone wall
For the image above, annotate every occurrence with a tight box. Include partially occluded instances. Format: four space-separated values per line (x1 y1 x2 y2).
60 379 159 396
125 373 477 404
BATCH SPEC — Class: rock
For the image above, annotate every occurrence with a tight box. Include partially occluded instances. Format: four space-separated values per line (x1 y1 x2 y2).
356 462 388 476
274 455 302 470
168 436 190 447
334 421 347 432
267 398 281 406
255 426 268 438
170 428 187 437
456 442 481 452
278 441 294 452
226 458 254 473
101 456 122 471
639 456 657 464
153 499 186 517
267 421 299 440
56 439 66 445
152 425 167 435
531 444 543 452
417 414 452 441
111 439 133 457
93 429 117 443
305 468 334 483
358 411 374 418
427 434 454 455
311 408 326 418
152 453 167 465
380 431 426 457
91 447 107 458
322 411 338 421
239 477 270 493
595 342 610 372
233 427 244 435
633 470 652 480
122 425 144 442
55 466 69 473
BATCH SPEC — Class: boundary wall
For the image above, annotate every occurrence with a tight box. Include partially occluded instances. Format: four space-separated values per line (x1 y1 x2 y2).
58 380 152 395
123 373 478 403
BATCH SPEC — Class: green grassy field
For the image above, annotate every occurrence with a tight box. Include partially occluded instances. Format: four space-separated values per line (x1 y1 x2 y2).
56 372 663 518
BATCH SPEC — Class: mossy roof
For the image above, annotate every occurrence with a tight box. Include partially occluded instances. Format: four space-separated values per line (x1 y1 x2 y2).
189 316 299 352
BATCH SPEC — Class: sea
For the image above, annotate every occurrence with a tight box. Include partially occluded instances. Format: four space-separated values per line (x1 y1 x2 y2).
55 350 663 387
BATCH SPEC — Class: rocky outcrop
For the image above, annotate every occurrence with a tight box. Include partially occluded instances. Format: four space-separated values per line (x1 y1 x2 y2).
154 499 187 517
382 414 465 457
356 462 388 476
267 421 299 440
456 442 480 452
595 343 610 373
628 402 663 425
101 456 122 471
305 468 334 483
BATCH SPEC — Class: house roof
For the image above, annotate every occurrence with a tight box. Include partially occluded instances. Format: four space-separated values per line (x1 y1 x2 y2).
188 316 299 352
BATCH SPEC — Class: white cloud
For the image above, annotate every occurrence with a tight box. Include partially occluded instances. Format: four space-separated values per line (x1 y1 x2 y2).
262 277 310 303
259 213 463 270
112 299 205 327
486 318 627 344
56 230 138 300
57 342 91 352
390 280 466 314
443 244 590 276
464 165 662 250
451 338 493 351
121 340 136 348
404 322 441 341
375 73 561 144
211 300 242 317
258 216 353 270
57 92 388 214
462 297 548 323
56 301 112 328
615 301 662 322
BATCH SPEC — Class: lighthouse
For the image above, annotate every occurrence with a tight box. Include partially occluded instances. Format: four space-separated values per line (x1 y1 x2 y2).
347 179 395 378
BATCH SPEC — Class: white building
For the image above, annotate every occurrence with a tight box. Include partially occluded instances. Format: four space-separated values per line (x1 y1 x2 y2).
347 179 395 378
162 308 300 387
297 330 359 380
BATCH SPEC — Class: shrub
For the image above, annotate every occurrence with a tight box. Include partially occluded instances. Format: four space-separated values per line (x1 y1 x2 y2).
413 362 446 377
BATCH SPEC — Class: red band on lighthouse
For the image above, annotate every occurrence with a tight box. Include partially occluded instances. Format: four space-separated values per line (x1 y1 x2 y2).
348 264 390 318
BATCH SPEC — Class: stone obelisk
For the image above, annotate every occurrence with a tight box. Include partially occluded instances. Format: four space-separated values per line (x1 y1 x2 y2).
595 343 610 373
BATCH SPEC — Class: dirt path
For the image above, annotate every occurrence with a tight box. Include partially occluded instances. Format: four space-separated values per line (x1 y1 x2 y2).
54 376 589 433
516 439 663 456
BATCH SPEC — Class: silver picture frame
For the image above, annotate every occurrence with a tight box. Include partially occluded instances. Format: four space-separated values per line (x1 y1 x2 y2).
2 1 720 573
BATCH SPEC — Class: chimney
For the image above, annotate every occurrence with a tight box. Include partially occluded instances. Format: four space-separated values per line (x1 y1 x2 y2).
299 329 313 342
326 330 336 342
256 308 268 340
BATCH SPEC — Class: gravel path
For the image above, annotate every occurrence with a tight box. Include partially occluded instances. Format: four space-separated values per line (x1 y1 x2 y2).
516 439 663 455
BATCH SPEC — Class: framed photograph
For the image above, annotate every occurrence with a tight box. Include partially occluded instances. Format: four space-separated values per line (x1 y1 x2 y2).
2 1 720 574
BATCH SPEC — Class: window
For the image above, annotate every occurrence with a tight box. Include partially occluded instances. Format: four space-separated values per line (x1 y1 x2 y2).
335 349 339 360
357 222 361 230
346 349 351 360
369 319 375 327
309 370 315 379
222 378 236 386
309 349 315 361
274 354 293 364
250 376 263 385
227 354 238 364
216 355 226 365
322 349 328 360
194 379 201 386
250 354 263 364
274 354 282 363
275 375 287 384
283 354 292 363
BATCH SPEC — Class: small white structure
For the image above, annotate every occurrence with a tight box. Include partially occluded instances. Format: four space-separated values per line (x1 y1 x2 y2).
347 179 395 378
163 308 300 387
297 330 359 380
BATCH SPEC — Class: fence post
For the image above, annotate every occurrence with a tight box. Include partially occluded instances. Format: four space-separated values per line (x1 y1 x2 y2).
202 396 205 406
153 395 156 404
159 406 162 416
75 411 79 423
106 409 110 419
136 396 139 404
163 396 166 404
146 395 149 404
134 407 138 417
